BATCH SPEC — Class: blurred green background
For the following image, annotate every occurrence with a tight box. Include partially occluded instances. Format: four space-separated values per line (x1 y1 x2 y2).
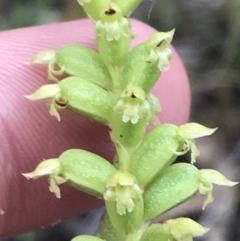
1 0 240 241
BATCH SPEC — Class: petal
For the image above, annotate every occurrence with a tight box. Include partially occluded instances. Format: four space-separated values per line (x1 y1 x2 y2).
189 139 200 164
25 84 60 101
177 123 218 139
199 169 238 186
49 175 61 198
145 29 175 50
22 159 60 179
48 98 61 121
28 50 56 64
48 60 65 82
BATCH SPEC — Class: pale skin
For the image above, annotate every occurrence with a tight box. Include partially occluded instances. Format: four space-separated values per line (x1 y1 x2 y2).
0 19 190 238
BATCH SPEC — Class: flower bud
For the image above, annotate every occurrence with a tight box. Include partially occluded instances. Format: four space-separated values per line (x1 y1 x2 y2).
104 170 143 233
143 163 199 220
71 235 105 241
96 3 132 67
128 124 181 187
99 211 125 241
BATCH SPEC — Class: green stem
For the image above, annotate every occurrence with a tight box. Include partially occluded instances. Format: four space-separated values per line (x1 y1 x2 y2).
108 65 124 96
126 231 140 241
113 141 130 170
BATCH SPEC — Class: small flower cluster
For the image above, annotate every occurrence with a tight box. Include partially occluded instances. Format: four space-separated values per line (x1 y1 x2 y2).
23 1 238 241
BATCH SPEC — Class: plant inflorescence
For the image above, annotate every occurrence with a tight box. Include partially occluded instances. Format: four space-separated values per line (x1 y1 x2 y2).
22 1 238 241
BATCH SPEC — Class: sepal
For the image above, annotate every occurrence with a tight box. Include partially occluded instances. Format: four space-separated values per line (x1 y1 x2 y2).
199 169 238 209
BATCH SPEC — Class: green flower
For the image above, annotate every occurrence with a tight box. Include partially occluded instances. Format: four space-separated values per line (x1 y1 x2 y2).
22 159 66 198
25 84 65 121
28 50 63 82
140 218 209 241
199 169 238 209
145 30 175 71
104 170 142 215
176 123 218 163
95 3 132 41
114 85 152 124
